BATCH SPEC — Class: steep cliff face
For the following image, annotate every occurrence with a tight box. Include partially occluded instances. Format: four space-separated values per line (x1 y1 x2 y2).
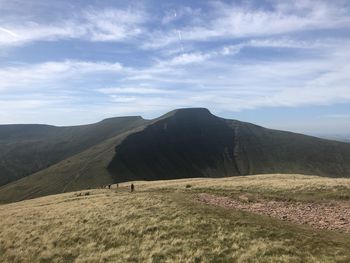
107 108 350 181
108 108 239 180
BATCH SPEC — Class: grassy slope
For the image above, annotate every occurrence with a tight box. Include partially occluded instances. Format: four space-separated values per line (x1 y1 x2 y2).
0 117 147 186
0 174 349 262
0 124 149 203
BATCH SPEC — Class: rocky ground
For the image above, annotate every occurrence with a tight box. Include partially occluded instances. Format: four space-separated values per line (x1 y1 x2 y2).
198 193 350 232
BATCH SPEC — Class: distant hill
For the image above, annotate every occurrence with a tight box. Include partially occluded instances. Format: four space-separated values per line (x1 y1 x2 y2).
0 116 147 186
313 134 350 143
1 108 350 203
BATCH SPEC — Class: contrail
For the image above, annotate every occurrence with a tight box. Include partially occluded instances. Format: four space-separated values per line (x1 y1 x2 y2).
0 27 18 38
177 30 184 52
170 9 184 53
177 30 182 41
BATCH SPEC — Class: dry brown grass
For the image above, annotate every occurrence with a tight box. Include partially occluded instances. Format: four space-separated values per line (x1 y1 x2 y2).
0 174 350 262
134 173 350 201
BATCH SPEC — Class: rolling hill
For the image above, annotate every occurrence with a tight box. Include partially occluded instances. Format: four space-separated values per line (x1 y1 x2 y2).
1 108 350 203
0 116 147 186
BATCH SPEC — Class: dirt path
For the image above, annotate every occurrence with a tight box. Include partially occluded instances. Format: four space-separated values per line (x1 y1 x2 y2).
198 193 350 232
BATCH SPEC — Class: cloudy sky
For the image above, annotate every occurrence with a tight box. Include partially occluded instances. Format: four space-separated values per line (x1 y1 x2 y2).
0 0 349 135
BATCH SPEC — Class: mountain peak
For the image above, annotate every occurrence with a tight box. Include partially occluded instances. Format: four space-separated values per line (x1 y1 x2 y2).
160 107 214 121
170 107 211 114
173 107 210 113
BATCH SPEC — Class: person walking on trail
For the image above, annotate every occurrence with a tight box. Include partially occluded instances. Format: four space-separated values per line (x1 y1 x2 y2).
108 184 111 189
131 184 135 193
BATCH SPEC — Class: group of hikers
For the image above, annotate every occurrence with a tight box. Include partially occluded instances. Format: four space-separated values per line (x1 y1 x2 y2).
103 183 135 192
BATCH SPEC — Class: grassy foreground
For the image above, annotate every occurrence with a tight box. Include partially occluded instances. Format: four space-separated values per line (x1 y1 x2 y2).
0 174 350 262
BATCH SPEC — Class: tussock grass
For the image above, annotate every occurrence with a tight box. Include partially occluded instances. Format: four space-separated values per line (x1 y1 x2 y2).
0 174 350 262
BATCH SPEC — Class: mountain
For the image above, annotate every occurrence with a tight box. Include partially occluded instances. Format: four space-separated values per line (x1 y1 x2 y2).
1 108 350 203
313 134 350 143
0 116 147 186
107 108 350 180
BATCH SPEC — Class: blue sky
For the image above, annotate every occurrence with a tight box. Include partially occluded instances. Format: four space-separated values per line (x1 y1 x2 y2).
0 0 349 135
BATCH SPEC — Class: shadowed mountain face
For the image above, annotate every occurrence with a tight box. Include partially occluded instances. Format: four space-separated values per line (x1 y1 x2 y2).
107 108 350 181
0 116 147 186
108 108 238 181
1 108 350 203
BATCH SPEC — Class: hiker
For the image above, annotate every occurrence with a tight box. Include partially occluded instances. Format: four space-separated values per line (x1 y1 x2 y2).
117 183 119 188
131 183 134 192
108 184 111 189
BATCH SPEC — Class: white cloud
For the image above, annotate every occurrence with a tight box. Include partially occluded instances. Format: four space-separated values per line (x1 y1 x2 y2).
98 87 173 95
1 1 349 52
116 39 350 113
161 7 201 24
143 37 309 69
153 44 243 67
0 60 125 91
0 26 18 37
161 52 211 66
0 99 48 110
110 96 137 103
2 38 348 118
0 8 147 47
248 38 322 49
83 8 146 41
144 1 350 49
0 22 82 47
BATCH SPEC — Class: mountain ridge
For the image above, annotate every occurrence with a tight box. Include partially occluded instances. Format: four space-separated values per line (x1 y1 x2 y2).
1 108 350 203
0 116 148 186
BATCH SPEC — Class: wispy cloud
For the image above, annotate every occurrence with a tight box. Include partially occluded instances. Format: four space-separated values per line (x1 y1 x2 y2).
0 26 19 37
161 7 201 25
1 38 349 116
159 52 211 66
97 87 173 95
0 99 48 110
0 60 125 91
144 1 350 49
83 8 147 41
2 1 348 50
0 7 147 47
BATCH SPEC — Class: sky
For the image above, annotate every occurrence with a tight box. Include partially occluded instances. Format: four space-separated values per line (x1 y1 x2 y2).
0 0 349 135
